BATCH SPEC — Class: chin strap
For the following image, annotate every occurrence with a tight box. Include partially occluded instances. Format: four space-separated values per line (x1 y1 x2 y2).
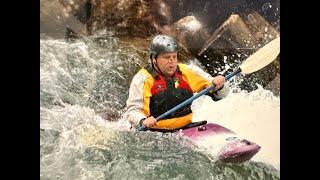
152 58 166 76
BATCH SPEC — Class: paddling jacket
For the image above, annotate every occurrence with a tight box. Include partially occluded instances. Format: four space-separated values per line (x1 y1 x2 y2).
125 63 229 129
148 65 194 119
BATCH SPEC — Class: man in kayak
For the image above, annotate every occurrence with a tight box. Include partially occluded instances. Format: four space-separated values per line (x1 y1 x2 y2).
124 34 229 131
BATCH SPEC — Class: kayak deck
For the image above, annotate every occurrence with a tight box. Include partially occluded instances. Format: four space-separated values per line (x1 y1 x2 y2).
178 123 261 163
148 121 261 163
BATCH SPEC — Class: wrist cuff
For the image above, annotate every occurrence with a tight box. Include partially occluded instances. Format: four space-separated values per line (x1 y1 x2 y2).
139 118 146 125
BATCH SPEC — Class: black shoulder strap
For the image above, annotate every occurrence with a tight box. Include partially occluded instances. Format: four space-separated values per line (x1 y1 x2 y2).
144 65 159 79
176 65 182 74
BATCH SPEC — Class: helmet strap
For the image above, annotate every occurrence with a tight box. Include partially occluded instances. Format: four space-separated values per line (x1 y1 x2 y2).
152 57 166 76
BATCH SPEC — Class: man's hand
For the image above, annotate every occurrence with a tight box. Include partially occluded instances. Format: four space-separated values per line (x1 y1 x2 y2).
212 75 225 90
141 116 157 127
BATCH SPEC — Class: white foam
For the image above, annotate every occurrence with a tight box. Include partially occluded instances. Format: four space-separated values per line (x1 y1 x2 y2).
191 85 280 168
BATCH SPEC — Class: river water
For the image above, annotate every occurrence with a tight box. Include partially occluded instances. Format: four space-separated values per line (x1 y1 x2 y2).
40 32 280 180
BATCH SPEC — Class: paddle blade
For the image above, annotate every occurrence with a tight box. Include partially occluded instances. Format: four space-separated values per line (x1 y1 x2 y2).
240 36 280 74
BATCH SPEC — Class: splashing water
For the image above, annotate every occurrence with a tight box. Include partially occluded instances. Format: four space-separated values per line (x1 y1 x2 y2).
40 35 142 119
192 83 280 169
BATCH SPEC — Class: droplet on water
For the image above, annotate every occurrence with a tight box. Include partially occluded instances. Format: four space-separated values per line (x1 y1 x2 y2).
247 14 256 24
262 3 272 12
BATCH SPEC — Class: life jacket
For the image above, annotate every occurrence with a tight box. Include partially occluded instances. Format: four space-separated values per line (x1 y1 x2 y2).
145 65 194 119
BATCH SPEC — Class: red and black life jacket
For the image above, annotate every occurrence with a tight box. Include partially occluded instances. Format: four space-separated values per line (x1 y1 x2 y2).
145 65 194 119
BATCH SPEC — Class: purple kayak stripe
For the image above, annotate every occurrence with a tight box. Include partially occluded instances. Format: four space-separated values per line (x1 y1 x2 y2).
178 123 234 138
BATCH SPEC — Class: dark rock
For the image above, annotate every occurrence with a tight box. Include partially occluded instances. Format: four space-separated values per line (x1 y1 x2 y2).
87 0 159 37
40 0 88 38
196 11 279 92
265 73 280 96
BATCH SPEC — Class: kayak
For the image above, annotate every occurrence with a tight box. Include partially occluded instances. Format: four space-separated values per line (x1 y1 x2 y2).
148 120 260 163
175 121 261 163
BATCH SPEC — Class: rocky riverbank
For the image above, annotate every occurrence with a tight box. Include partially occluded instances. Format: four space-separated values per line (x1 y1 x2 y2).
40 0 280 95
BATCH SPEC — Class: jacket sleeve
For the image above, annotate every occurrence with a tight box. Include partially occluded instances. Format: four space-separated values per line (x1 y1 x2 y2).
124 72 148 127
186 63 229 100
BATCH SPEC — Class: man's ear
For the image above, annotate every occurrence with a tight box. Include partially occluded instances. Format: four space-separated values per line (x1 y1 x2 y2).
152 57 156 64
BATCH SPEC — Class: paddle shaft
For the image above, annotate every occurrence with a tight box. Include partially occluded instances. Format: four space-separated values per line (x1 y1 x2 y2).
137 68 241 131
156 68 241 120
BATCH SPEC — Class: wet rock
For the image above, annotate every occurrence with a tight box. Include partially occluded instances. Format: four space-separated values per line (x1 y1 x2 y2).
58 0 90 23
166 16 209 54
198 11 279 56
196 11 279 92
240 10 279 45
87 0 159 38
153 15 208 61
265 74 280 96
40 0 88 38
40 0 279 41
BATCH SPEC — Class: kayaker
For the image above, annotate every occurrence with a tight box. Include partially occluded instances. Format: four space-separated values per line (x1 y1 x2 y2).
124 34 229 131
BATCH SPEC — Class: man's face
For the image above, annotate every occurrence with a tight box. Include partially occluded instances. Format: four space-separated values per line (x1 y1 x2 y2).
153 52 178 76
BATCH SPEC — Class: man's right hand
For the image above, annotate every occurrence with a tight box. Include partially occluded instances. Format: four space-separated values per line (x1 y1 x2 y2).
141 116 157 127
